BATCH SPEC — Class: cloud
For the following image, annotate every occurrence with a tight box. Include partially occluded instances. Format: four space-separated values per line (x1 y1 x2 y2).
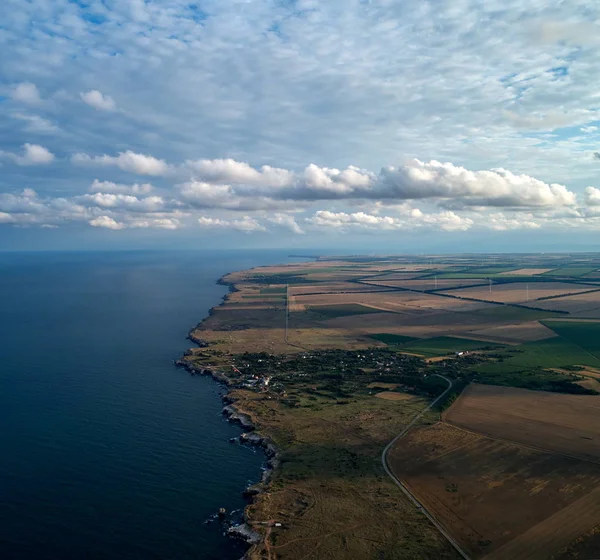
268 213 305 234
538 21 600 46
185 158 293 187
198 215 267 232
308 209 474 232
12 113 59 134
89 180 153 195
377 160 576 207
89 216 125 230
81 193 166 213
80 90 116 111
594 152 600 161
484 213 541 231
584 187 600 206
1 144 55 166
11 82 41 104
72 151 169 176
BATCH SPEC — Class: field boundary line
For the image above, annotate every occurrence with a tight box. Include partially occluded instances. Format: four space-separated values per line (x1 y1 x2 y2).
443 419 600 467
381 374 471 560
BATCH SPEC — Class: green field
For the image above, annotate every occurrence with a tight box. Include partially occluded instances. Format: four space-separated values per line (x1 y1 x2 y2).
542 267 599 277
368 333 419 345
399 336 505 357
309 303 385 318
243 294 285 299
260 287 287 294
543 320 600 358
475 337 600 375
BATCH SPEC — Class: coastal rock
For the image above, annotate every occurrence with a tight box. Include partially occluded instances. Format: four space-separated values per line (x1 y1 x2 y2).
228 523 261 545
222 406 255 431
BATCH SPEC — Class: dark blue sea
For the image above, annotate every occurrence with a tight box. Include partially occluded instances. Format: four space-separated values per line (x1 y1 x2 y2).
0 250 306 560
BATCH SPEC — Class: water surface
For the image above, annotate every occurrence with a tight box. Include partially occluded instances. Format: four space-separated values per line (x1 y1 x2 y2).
0 250 301 559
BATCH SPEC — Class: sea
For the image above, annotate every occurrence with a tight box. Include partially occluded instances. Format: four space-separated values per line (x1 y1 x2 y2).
0 250 308 560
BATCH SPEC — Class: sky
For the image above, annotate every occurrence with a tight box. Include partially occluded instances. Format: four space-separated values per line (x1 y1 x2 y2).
1 0 599 252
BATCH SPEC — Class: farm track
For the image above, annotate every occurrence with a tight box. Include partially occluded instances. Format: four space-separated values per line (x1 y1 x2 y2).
381 375 470 560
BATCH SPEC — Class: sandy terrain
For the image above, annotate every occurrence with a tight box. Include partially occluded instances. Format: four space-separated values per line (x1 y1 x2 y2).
443 383 600 462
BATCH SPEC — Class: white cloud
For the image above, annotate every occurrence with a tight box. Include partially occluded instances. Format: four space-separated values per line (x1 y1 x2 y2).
80 90 116 111
185 158 293 187
198 215 267 232
268 213 305 234
581 126 598 134
584 187 600 206
1 144 55 166
126 217 181 229
482 212 541 231
89 216 125 230
89 180 153 195
308 209 473 232
11 82 41 104
72 151 169 176
377 160 576 207
81 193 166 213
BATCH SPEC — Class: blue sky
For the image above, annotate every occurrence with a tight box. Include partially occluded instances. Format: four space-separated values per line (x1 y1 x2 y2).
1 0 599 251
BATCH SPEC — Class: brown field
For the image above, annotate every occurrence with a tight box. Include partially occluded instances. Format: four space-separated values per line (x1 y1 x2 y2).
463 321 557 343
388 422 600 559
443 383 600 462
294 290 493 314
441 282 591 304
289 282 391 295
362 278 487 290
359 272 437 281
499 268 553 275
530 290 600 316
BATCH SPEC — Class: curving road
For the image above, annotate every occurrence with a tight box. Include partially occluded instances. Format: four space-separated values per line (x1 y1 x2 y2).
381 374 471 560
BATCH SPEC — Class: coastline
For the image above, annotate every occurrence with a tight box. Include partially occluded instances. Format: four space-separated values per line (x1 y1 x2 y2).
175 270 280 556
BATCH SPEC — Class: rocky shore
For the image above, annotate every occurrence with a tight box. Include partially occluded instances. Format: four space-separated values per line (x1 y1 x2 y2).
175 276 280 557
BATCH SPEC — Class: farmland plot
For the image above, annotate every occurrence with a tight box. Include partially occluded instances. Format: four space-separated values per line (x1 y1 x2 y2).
443 383 600 462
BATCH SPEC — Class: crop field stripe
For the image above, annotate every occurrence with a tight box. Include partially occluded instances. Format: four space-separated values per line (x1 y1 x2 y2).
481 486 600 560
